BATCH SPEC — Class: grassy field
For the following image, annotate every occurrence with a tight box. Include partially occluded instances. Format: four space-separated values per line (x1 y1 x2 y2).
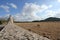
15 22 60 40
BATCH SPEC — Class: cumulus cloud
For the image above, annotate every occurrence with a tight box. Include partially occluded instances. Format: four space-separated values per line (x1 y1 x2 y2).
0 5 10 12
57 0 60 2
54 10 60 18
9 3 17 9
55 14 60 18
0 3 17 12
45 10 58 18
14 3 53 21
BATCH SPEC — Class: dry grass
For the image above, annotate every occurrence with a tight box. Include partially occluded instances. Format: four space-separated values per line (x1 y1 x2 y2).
15 22 60 40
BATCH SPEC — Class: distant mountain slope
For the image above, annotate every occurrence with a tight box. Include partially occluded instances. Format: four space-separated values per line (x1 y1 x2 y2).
32 17 60 22
44 17 60 21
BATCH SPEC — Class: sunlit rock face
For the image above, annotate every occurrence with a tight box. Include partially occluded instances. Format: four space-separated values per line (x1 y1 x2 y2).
0 16 50 40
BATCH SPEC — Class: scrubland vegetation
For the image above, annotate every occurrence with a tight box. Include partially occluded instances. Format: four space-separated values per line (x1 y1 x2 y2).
15 22 60 40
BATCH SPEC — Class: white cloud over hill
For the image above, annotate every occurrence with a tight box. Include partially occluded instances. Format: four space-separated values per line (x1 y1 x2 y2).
14 3 54 21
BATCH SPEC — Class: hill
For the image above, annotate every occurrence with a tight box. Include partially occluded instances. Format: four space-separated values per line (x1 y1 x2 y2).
32 17 60 22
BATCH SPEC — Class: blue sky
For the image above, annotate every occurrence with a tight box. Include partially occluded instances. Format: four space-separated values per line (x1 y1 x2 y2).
0 0 60 21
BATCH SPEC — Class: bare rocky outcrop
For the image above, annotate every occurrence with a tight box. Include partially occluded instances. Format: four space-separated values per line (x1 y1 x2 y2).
0 16 50 40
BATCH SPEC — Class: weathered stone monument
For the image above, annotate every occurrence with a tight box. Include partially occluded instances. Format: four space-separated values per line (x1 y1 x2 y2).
0 15 50 40
8 15 13 24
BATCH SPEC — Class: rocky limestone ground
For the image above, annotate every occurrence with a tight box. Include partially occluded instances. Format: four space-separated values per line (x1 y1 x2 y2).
0 22 50 40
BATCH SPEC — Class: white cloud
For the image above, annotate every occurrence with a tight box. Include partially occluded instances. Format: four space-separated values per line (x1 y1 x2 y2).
41 4 48 10
55 14 60 18
0 5 10 12
43 9 60 19
14 3 53 21
54 10 60 18
45 10 58 17
49 5 53 8
0 3 17 12
9 3 17 9
57 0 60 2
